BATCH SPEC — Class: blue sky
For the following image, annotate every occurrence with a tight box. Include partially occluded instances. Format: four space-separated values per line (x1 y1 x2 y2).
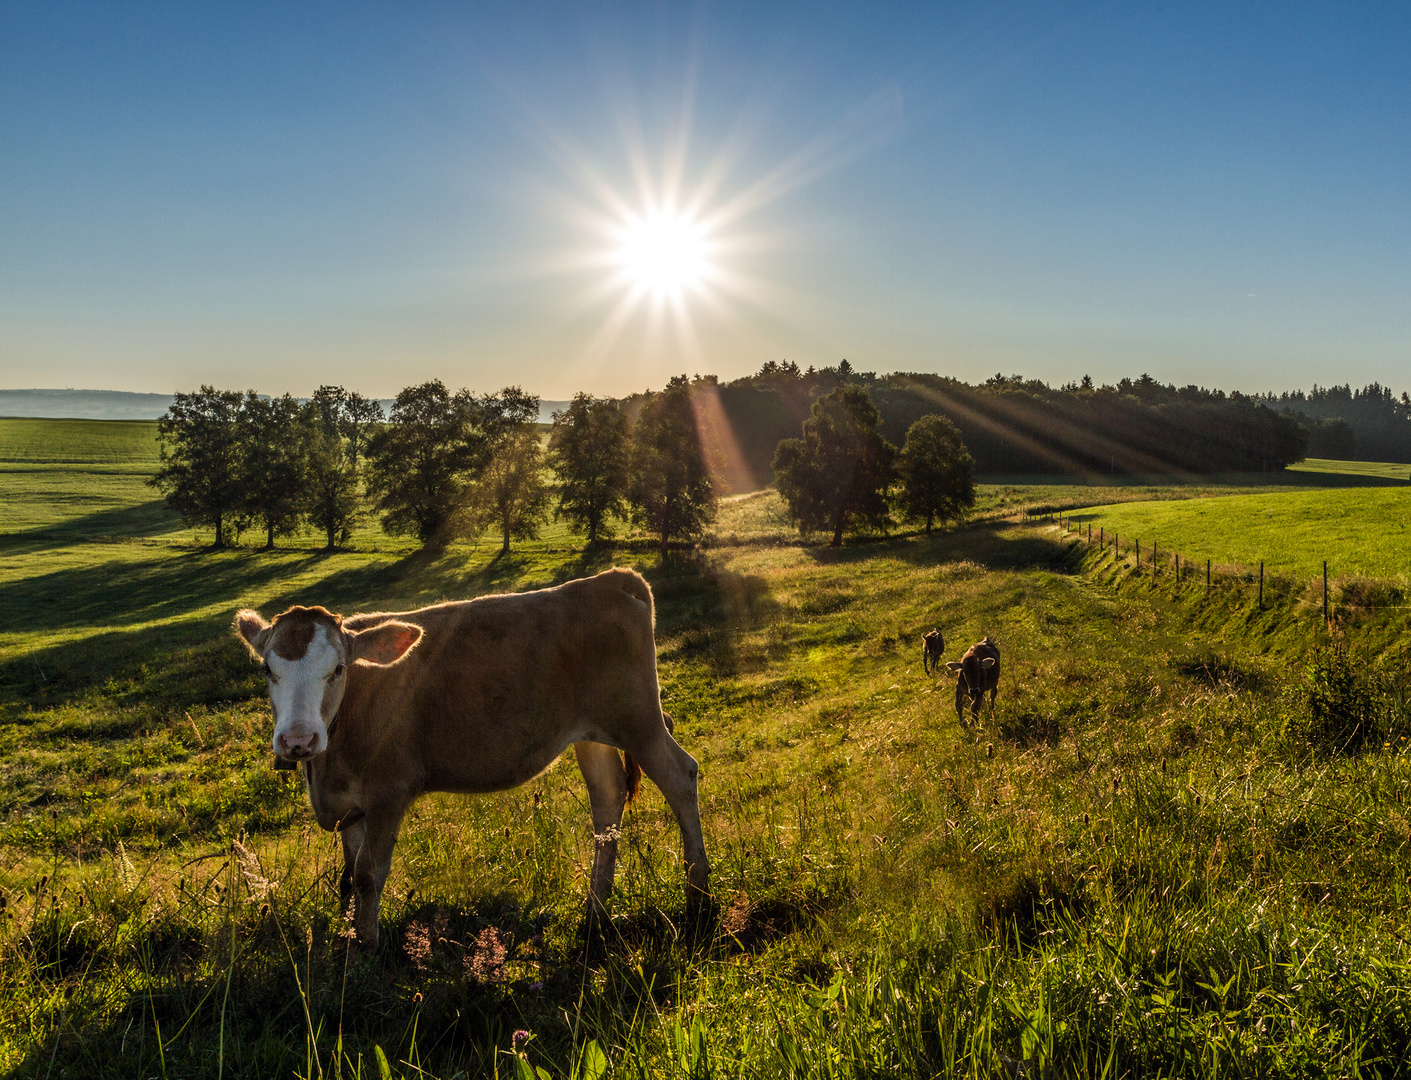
1 2 1408 398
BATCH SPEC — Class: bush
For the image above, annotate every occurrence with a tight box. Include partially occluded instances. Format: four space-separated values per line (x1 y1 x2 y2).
1289 645 1377 753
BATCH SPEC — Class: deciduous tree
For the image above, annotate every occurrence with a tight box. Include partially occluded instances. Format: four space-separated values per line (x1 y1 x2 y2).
628 375 717 558
365 380 485 547
305 386 382 550
238 392 308 549
548 393 629 543
773 384 896 546
475 387 550 553
896 414 975 534
151 386 246 547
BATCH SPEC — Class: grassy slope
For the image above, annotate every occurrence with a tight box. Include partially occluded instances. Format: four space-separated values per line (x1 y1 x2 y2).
1072 488 1411 579
4 421 1411 1077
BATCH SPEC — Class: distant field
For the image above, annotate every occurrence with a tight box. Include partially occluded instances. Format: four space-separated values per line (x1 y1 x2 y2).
1073 487 1411 578
1288 457 1411 481
0 417 159 465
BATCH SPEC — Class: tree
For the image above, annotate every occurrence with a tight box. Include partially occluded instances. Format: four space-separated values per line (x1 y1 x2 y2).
304 386 383 551
773 384 897 546
548 393 630 543
628 375 717 558
238 392 309 549
896 414 975 534
475 387 550 553
150 386 246 547
364 380 486 546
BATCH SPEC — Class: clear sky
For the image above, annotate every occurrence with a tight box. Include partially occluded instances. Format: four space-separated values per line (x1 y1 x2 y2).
2 2 1408 399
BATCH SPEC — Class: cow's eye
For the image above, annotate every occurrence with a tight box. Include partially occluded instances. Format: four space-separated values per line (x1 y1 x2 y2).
330 664 346 682
261 661 277 683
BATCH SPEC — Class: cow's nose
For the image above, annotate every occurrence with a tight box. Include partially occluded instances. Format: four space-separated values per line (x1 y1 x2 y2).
278 731 320 759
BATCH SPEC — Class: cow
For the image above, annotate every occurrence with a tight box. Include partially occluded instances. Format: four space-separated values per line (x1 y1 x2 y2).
233 568 709 950
946 636 1000 724
921 629 945 675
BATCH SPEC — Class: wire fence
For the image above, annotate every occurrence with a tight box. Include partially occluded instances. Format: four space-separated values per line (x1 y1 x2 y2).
1022 508 1411 620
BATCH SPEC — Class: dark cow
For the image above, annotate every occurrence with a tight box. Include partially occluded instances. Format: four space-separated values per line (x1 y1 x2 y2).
921 629 945 674
234 568 709 950
946 636 1000 724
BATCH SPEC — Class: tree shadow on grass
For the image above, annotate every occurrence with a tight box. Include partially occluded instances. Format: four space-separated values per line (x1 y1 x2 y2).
798 521 1083 576
0 498 183 554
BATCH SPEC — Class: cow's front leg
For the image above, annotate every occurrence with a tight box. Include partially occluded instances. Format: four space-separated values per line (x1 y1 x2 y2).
341 807 404 951
573 741 630 913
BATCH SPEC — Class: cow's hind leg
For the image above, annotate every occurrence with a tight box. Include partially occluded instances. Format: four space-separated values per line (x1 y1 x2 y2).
629 729 710 907
573 741 630 912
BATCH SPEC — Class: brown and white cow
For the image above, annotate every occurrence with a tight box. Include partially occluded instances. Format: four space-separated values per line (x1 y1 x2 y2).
234 568 709 950
921 630 945 675
946 636 1000 724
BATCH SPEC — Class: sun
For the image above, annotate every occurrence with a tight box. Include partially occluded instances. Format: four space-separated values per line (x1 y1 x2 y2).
614 209 714 301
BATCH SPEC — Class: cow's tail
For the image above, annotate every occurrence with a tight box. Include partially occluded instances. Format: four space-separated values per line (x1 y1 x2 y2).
623 752 643 806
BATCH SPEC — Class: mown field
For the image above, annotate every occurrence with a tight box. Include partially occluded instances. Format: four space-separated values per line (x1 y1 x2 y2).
4 419 1411 1078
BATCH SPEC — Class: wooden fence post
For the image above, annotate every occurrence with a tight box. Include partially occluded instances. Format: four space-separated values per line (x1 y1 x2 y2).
1176 552 1180 582
1206 559 1211 596
1100 526 1104 547
1323 560 1329 626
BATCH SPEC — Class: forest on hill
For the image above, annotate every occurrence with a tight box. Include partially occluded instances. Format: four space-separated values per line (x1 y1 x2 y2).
684 364 1367 490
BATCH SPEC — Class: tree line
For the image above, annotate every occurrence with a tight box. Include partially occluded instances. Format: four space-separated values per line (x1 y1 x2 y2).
151 375 976 553
704 364 1320 482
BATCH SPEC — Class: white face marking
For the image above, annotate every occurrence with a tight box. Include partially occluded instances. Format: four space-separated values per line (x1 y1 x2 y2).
267 624 345 758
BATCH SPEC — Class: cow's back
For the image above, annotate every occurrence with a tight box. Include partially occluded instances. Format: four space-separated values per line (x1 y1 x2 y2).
336 569 660 794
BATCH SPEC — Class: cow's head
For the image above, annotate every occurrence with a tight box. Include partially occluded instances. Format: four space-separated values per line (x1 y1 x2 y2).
234 605 423 761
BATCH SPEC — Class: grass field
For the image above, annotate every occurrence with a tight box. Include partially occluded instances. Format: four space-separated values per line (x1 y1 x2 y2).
5 420 1411 1077
1289 457 1411 482
1071 488 1411 580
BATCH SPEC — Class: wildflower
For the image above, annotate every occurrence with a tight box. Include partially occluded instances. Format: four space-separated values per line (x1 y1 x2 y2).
513 1030 531 1051
466 926 509 981
529 980 544 992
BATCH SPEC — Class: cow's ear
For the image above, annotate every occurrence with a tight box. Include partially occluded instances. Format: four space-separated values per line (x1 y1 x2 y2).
235 609 272 657
350 621 423 666
945 661 963 672
980 657 997 670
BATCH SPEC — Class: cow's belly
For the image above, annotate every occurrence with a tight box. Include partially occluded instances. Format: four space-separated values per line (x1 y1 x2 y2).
417 717 589 795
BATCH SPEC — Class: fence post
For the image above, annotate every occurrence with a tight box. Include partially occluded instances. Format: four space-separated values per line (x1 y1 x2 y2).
1176 552 1180 582
1323 560 1329 626
1136 538 1140 567
1258 561 1263 609
1100 527 1104 547
1207 559 1211 596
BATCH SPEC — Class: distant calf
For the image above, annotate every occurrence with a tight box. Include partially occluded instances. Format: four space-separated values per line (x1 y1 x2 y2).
921 630 945 674
947 636 1000 724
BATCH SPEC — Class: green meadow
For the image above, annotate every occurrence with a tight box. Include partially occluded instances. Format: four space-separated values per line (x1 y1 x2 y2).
4 418 1411 1078
1072 488 1411 580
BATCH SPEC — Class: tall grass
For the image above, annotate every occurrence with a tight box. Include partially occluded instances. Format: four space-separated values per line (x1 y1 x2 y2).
6 486 1411 1076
